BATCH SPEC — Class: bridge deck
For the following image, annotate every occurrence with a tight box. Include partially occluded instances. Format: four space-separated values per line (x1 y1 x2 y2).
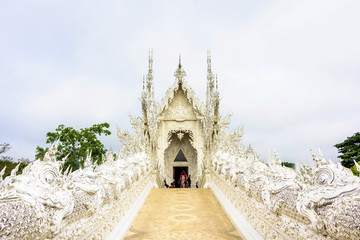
124 188 243 239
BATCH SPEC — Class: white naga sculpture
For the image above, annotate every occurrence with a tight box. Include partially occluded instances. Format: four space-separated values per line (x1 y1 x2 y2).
0 53 359 240
0 132 151 239
212 124 360 239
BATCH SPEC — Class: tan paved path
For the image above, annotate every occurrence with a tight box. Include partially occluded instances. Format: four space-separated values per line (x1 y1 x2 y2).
124 188 243 240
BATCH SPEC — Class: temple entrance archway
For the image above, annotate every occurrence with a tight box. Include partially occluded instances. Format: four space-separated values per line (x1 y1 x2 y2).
173 166 188 188
164 131 197 183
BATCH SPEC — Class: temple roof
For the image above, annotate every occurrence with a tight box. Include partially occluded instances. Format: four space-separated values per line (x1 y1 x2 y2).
157 59 205 119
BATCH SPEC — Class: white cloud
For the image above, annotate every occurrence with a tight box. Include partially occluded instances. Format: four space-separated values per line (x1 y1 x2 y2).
18 74 139 129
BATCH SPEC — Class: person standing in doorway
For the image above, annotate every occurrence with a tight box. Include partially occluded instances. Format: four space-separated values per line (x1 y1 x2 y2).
164 179 169 188
187 175 191 188
180 170 187 188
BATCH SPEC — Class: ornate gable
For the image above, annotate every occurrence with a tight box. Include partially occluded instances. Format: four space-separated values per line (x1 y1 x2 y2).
162 88 198 121
157 59 205 121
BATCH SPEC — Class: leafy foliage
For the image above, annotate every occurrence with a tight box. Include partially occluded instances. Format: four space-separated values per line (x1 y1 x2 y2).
0 143 28 179
0 160 28 179
281 161 295 169
334 132 360 174
350 164 359 177
35 123 111 171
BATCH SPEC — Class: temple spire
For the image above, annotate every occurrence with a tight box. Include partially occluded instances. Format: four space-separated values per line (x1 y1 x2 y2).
206 50 215 108
148 49 153 72
142 50 157 151
146 50 154 97
174 54 186 82
207 50 212 73
142 74 145 91
207 50 214 89
216 74 218 92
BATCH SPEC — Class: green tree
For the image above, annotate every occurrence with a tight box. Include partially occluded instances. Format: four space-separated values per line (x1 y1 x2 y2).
0 160 28 179
0 143 28 179
281 161 296 169
335 132 360 175
350 164 359 176
35 123 111 171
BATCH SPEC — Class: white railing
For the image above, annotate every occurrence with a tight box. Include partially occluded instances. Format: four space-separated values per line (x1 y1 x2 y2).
0 142 153 240
208 150 360 240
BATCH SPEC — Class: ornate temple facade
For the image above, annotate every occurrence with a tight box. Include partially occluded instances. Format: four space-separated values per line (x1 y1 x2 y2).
140 52 220 186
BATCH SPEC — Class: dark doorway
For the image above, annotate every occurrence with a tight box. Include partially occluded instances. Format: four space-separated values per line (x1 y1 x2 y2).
173 166 188 188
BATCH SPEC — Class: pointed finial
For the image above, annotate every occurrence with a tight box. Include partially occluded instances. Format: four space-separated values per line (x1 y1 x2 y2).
64 165 71 176
10 163 20 177
146 50 154 90
143 75 145 90
0 166 6 182
354 160 360 172
207 50 212 72
148 49 153 70
274 148 281 165
318 147 327 165
216 74 218 91
174 54 186 81
84 150 93 168
247 144 253 153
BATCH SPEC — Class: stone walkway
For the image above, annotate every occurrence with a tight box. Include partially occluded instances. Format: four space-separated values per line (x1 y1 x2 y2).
124 188 243 240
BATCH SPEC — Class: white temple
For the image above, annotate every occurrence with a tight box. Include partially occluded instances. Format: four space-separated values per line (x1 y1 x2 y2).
0 53 360 240
138 52 220 187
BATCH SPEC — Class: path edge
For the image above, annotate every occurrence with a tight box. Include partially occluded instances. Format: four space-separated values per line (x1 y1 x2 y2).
106 182 153 240
209 182 264 240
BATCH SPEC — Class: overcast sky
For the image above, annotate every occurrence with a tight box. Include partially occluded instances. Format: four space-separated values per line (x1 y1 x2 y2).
1 0 359 166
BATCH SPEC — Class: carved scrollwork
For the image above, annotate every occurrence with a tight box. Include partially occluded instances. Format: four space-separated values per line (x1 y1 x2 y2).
167 129 194 143
41 163 60 186
314 168 334 186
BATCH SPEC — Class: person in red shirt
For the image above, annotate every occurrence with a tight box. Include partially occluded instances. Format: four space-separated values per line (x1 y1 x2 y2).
180 170 187 188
